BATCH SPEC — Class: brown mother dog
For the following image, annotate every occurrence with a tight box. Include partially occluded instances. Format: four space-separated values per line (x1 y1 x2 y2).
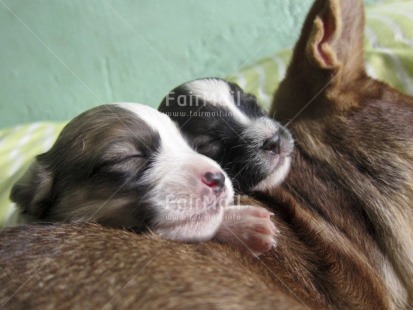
1 0 412 309
268 0 413 307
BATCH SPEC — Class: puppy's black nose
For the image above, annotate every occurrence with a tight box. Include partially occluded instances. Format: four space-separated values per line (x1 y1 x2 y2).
262 135 280 154
202 172 225 193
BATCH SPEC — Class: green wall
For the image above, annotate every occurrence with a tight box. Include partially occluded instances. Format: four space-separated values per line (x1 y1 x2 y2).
0 0 381 129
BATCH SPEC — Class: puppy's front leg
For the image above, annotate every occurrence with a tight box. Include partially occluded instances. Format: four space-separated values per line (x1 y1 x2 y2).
214 205 279 257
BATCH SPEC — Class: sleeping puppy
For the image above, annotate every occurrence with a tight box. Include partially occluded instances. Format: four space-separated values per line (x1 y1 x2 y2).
158 78 294 193
9 103 276 255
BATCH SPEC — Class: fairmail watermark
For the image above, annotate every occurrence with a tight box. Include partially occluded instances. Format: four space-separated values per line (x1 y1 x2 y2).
162 89 245 118
163 89 244 108
162 194 243 222
164 110 232 118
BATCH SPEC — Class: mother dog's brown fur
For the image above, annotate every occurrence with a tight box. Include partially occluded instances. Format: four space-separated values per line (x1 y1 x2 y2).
0 0 412 309
265 0 413 308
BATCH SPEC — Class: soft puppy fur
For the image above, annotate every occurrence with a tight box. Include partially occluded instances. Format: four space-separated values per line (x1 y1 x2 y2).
9 103 276 253
159 78 294 193
3 0 413 309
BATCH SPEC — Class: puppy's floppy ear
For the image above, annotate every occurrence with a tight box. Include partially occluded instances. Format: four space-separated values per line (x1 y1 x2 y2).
271 0 366 122
10 160 53 219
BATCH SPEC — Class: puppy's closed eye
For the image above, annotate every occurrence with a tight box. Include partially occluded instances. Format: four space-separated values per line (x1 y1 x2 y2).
192 135 223 159
90 154 148 181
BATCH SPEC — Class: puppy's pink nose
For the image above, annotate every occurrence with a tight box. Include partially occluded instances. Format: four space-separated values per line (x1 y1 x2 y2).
202 172 225 193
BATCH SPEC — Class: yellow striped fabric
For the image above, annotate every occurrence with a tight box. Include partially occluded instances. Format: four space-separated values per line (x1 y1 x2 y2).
0 122 65 226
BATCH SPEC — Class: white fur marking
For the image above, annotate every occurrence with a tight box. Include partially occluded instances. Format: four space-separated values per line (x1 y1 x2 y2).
253 156 291 192
186 79 251 125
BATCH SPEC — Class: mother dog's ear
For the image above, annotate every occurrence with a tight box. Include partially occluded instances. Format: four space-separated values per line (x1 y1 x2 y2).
10 159 53 219
271 0 366 122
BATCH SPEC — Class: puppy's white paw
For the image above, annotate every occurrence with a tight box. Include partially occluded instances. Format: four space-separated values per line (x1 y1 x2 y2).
214 205 278 257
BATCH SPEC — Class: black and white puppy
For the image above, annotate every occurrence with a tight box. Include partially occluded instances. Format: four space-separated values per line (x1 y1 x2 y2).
158 78 294 193
9 103 276 255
